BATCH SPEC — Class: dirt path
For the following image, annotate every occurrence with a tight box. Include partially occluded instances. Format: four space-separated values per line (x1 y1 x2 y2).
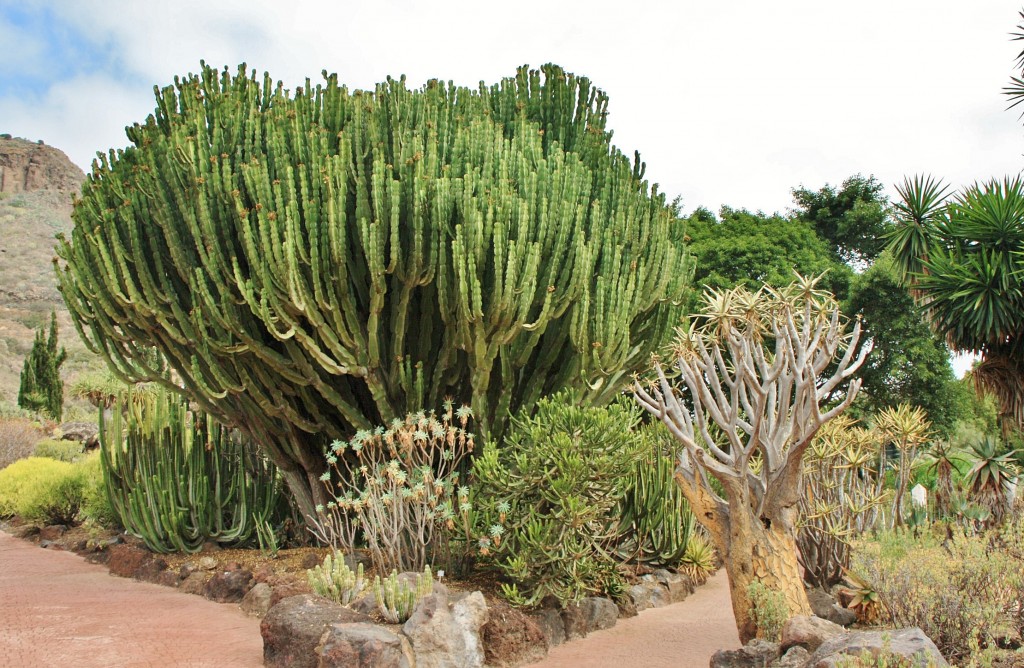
0 529 262 668
528 570 741 668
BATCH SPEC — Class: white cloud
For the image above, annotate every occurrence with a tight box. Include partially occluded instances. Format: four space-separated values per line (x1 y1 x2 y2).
2 0 1021 214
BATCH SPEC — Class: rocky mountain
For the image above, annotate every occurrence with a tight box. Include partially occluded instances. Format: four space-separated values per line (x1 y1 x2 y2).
0 135 94 409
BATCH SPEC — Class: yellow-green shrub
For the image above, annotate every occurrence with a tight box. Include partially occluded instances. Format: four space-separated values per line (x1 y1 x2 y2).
0 456 84 523
33 438 84 462
850 519 1024 661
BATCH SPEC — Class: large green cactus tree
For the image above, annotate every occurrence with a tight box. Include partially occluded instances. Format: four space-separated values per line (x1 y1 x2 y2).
55 63 691 522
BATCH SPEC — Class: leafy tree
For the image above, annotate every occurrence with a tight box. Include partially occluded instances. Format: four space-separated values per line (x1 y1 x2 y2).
844 256 971 436
686 206 850 298
791 174 894 266
55 63 691 522
635 275 870 643
17 311 66 421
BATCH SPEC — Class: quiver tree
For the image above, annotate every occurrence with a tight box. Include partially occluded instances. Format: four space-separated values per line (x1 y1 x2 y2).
54 62 690 523
634 274 869 643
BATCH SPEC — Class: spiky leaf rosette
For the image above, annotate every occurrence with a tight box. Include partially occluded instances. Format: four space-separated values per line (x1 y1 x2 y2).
55 63 690 521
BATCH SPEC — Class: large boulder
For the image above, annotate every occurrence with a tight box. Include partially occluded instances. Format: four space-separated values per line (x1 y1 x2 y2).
808 628 948 667
651 569 694 603
580 597 618 632
806 589 856 628
781 616 845 653
485 600 550 667
402 591 488 668
261 594 371 668
709 639 781 668
316 623 415 668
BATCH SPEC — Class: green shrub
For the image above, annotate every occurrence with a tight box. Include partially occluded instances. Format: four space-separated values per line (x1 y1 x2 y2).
0 456 86 524
0 456 74 517
33 438 84 462
78 452 119 528
850 519 1024 662
748 581 787 642
473 392 643 606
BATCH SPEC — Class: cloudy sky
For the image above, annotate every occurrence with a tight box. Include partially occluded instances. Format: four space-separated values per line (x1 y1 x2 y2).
1 0 1022 216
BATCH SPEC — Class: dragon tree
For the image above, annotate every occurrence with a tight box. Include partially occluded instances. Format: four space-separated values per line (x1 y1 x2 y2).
634 275 869 643
55 63 691 523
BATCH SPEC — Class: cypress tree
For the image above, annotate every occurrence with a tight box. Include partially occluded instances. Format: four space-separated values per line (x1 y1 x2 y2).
18 311 67 420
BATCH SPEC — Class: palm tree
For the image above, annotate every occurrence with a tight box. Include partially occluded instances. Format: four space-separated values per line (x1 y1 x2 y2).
886 176 1024 432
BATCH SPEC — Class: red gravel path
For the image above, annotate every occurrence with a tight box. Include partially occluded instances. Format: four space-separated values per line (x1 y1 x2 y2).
0 530 262 668
528 569 741 668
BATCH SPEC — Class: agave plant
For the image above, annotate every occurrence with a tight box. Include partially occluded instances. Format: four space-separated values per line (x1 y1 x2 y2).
965 437 1020 527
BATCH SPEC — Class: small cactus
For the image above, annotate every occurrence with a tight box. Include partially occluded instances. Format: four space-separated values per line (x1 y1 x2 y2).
307 551 366 605
373 566 434 623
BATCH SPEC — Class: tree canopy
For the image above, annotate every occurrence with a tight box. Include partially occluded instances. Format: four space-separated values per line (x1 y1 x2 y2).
791 174 893 266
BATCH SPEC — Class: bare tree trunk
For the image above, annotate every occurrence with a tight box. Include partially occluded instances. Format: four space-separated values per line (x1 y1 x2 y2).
706 502 811 644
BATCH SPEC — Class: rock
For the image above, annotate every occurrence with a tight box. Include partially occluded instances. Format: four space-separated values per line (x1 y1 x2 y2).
0 138 84 194
197 556 218 570
710 639 781 668
349 591 378 616
636 575 672 609
807 588 856 627
180 571 213 596
616 594 638 618
134 557 168 583
10 524 39 539
106 544 155 580
38 540 59 550
781 616 845 653
156 570 182 588
529 608 565 648
560 602 588 640
261 594 372 668
300 552 322 569
580 597 618 632
402 591 488 668
808 628 948 667
204 567 254 603
38 524 67 541
179 562 197 579
316 623 415 668
57 422 99 449
485 599 549 667
270 580 314 607
200 540 222 552
242 582 273 618
775 645 811 667
652 569 694 603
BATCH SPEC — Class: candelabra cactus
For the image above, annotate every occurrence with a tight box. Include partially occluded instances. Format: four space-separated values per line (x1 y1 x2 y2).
373 566 434 623
55 62 691 524
99 387 284 553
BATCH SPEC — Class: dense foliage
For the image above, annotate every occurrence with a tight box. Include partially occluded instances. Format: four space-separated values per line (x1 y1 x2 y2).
17 312 66 421
56 63 691 521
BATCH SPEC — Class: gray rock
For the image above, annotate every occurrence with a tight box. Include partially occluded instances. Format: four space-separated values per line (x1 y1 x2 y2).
629 580 669 611
197 556 218 570
242 582 273 618
485 600 549 666
710 639 781 668
560 603 588 640
529 608 565 648
580 597 618 632
180 571 212 596
781 616 845 653
261 594 372 668
807 588 856 627
652 568 694 603
348 591 377 616
774 645 810 668
402 591 487 668
316 622 414 668
809 628 948 667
